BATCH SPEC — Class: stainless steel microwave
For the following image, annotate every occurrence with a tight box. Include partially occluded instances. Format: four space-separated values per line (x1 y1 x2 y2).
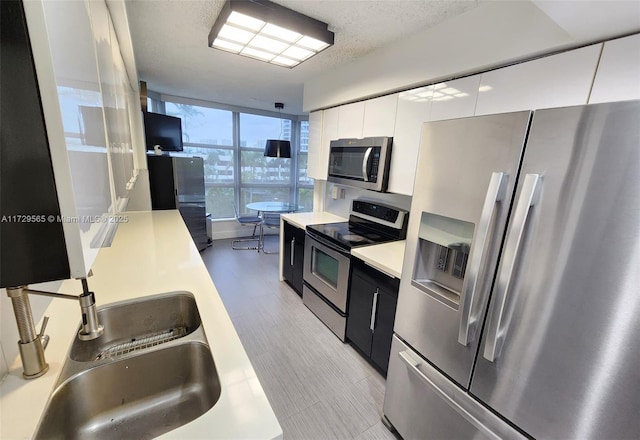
327 137 393 192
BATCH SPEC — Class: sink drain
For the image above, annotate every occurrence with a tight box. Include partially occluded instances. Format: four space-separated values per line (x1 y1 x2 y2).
95 327 189 360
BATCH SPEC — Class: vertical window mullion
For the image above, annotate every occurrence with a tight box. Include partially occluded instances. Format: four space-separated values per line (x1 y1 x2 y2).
291 119 299 206
233 111 241 213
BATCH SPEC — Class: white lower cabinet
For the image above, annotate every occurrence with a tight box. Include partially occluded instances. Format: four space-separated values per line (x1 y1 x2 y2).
589 34 640 104
475 44 602 115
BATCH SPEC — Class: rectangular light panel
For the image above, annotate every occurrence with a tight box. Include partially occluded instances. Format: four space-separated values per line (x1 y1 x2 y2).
209 0 334 68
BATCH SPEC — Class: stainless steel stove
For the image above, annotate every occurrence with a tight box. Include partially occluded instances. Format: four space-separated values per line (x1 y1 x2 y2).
303 200 408 341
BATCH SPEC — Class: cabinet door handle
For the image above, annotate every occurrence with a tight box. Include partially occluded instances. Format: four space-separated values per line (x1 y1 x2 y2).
370 288 379 331
290 237 295 266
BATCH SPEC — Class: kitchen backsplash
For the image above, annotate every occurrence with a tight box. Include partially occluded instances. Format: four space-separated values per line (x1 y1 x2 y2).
324 183 412 218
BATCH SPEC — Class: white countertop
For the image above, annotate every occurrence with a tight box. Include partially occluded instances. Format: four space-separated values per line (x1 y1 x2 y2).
281 211 347 229
0 211 282 440
351 240 407 279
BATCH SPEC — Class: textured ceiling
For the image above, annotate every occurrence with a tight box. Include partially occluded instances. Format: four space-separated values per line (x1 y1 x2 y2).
126 0 479 115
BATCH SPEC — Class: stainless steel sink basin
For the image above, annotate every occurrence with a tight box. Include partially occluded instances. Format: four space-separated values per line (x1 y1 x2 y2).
70 291 202 362
34 292 221 439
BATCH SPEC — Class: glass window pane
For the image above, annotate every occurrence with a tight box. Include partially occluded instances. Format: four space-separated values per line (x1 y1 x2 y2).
240 187 290 215
206 187 235 219
297 188 313 212
240 113 291 149
300 120 309 152
165 102 233 146
183 146 235 185
297 153 313 185
241 150 291 184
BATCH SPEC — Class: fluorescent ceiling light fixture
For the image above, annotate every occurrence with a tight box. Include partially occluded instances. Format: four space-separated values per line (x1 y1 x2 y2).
208 0 334 68
262 23 301 43
212 38 244 53
479 85 493 92
241 46 276 61
227 11 264 31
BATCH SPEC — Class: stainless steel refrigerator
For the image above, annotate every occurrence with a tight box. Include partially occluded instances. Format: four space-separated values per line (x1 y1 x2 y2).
383 100 640 439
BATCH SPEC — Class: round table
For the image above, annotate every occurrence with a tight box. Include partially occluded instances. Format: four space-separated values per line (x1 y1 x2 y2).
245 201 301 214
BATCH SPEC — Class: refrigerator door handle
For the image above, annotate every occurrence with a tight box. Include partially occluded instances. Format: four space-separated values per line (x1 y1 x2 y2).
483 173 541 362
458 172 508 346
399 350 502 440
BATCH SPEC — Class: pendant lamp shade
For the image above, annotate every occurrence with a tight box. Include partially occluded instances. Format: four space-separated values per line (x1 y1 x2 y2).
264 139 291 158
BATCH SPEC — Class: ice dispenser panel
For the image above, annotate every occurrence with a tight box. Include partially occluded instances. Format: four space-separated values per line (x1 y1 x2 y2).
412 212 474 309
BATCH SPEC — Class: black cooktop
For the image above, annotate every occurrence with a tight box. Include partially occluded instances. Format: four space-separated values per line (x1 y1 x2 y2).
306 221 397 250
306 200 409 251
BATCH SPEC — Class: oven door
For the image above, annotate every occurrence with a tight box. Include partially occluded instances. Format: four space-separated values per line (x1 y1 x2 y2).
303 233 351 312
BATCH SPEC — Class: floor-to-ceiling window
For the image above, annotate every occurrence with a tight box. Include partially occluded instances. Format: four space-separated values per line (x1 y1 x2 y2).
160 99 310 219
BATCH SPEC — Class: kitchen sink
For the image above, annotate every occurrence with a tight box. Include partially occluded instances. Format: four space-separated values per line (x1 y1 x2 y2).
34 292 221 439
70 291 202 362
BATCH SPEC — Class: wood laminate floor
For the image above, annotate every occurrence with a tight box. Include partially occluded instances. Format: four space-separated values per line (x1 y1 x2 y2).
201 237 399 440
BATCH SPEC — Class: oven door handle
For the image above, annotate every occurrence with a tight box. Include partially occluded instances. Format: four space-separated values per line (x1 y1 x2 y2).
362 147 372 182
305 231 351 256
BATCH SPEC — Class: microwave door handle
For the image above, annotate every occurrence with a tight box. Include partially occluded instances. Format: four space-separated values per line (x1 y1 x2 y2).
362 147 372 182
458 172 508 346
483 174 541 362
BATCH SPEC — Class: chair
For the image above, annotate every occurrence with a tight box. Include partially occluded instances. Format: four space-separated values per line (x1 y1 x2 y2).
261 212 281 254
232 204 262 251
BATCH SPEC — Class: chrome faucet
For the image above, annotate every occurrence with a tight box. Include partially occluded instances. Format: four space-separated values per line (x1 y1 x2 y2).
6 279 104 379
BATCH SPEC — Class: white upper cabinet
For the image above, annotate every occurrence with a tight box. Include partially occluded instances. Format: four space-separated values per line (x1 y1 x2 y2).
589 34 640 104
32 0 114 278
337 101 365 138
430 75 481 121
388 87 433 195
387 77 481 195
475 44 602 115
89 0 135 212
307 110 324 180
307 107 339 181
362 94 399 137
24 0 139 279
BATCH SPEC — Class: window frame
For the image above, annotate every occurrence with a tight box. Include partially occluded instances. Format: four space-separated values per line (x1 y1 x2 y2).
159 96 310 219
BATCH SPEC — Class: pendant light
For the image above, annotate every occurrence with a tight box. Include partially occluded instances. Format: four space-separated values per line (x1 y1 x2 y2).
264 102 291 158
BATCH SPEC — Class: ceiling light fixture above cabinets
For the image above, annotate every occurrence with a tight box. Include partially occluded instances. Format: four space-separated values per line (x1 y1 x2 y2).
208 0 334 68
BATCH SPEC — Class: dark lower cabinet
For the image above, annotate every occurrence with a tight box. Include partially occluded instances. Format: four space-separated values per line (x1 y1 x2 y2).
346 257 400 375
283 221 305 296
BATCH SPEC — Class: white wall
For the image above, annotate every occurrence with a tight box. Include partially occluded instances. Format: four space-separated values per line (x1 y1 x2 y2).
304 1 572 111
303 0 640 112
324 183 412 219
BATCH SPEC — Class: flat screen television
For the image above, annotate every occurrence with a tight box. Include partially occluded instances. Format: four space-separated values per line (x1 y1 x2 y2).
143 111 183 151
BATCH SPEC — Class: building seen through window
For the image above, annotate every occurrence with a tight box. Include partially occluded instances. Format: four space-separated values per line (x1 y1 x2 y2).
163 101 312 219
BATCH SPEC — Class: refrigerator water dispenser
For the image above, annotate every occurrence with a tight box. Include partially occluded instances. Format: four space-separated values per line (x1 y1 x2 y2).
412 212 474 309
